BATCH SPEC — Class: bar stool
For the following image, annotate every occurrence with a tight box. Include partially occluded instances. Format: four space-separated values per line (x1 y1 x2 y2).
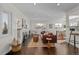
69 28 79 54
69 28 75 44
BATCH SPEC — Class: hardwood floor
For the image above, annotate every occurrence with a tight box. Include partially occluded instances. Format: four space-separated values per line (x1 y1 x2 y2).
20 42 79 55
6 42 79 55
6 36 79 55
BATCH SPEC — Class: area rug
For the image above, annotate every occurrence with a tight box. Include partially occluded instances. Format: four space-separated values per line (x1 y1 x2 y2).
27 37 65 47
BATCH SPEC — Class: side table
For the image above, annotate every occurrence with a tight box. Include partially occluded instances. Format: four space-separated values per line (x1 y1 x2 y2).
10 44 21 52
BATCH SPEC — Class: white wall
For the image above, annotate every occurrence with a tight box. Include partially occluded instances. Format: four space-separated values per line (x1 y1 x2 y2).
31 18 65 35
0 4 30 54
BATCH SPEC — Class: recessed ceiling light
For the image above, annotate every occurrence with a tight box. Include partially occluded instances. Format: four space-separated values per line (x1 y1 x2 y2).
57 3 60 6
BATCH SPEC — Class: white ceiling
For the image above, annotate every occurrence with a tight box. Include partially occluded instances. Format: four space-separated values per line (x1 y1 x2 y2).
13 3 79 23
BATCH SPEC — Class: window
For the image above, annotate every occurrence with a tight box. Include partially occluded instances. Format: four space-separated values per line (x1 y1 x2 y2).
55 23 62 27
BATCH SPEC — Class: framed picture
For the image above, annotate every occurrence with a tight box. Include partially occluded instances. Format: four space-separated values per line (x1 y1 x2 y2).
17 18 22 29
49 24 53 29
0 12 9 35
22 18 27 29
